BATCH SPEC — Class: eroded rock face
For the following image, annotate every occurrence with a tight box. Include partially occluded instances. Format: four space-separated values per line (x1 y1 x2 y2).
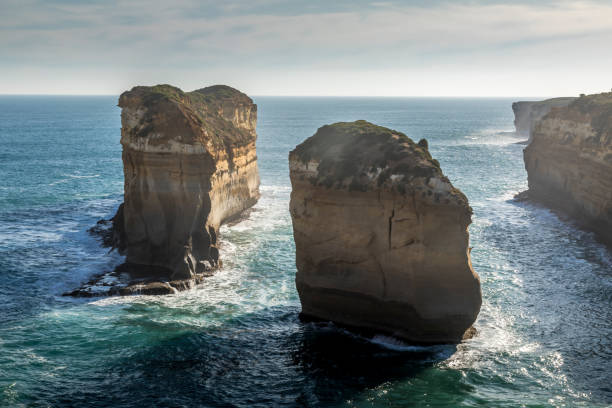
289 120 481 343
513 97 575 142
117 84 260 280
523 92 612 246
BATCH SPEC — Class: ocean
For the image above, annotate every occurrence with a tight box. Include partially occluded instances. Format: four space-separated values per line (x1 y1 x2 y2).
0 96 610 407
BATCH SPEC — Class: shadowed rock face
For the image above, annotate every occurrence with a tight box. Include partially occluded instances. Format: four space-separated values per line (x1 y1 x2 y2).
523 92 612 246
289 120 481 344
117 84 260 280
513 97 576 142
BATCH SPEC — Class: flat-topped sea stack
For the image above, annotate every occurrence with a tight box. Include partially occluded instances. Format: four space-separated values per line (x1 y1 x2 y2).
104 84 259 293
523 92 612 246
513 97 576 142
289 120 481 343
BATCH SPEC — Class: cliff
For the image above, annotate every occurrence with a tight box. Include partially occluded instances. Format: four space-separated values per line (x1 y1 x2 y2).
289 120 482 343
513 97 576 142
523 92 612 246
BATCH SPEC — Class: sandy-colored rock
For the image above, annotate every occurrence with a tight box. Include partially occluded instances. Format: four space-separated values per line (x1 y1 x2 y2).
115 84 260 280
513 97 576 142
523 92 612 246
289 120 481 343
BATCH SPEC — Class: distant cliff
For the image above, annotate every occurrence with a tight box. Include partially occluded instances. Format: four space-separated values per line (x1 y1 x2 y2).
513 97 575 142
523 92 612 246
289 120 481 343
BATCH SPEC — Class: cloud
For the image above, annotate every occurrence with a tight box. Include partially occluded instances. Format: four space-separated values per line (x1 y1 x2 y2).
0 0 611 95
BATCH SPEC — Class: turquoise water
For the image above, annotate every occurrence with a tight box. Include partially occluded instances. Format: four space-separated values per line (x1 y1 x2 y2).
0 96 610 407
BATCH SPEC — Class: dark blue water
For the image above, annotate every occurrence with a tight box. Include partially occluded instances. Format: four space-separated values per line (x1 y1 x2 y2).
0 96 610 407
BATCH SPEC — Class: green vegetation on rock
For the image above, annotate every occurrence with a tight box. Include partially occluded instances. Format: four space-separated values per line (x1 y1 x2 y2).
119 84 255 151
551 92 612 144
291 120 455 195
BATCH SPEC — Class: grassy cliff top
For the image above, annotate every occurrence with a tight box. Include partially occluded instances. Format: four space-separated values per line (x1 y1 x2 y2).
549 92 612 143
571 91 612 108
536 97 577 106
292 120 437 168
512 97 577 108
193 85 253 103
118 84 255 149
290 120 469 207
122 84 253 106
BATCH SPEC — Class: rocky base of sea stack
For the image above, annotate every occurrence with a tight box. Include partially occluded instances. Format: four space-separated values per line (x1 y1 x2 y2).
64 211 216 297
298 313 478 344
62 263 213 297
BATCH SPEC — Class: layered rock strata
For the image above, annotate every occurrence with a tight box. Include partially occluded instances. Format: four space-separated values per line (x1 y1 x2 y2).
523 92 612 246
68 84 260 296
289 120 482 343
513 97 576 143
119 84 260 278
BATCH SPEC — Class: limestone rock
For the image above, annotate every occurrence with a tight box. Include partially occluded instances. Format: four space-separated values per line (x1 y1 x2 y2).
116 84 260 281
523 92 612 246
289 120 481 343
513 97 576 143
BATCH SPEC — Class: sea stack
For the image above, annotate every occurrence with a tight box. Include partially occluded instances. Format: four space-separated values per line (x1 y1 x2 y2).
512 97 576 143
116 84 260 282
523 92 612 246
289 120 481 343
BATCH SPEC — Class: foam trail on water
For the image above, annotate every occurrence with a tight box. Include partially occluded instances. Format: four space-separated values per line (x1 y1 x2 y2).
91 184 297 327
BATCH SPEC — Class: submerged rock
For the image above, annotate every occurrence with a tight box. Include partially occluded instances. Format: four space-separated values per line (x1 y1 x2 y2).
512 97 576 143
68 84 260 296
523 92 612 246
288 120 482 344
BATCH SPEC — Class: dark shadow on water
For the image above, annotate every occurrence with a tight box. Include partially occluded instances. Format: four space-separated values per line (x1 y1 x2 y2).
24 307 456 408
287 321 456 406
509 194 612 257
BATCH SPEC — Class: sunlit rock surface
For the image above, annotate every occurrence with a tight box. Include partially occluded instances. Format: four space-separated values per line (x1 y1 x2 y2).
118 84 260 280
65 84 260 297
289 120 482 343
523 92 612 246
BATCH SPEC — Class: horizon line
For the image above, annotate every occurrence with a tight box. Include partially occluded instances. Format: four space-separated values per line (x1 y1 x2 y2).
0 93 565 99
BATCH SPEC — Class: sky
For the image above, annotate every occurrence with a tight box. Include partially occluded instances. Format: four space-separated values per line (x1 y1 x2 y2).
1 0 611 96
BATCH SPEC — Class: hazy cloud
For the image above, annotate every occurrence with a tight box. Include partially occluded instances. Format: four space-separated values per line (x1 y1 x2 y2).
1 0 611 95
